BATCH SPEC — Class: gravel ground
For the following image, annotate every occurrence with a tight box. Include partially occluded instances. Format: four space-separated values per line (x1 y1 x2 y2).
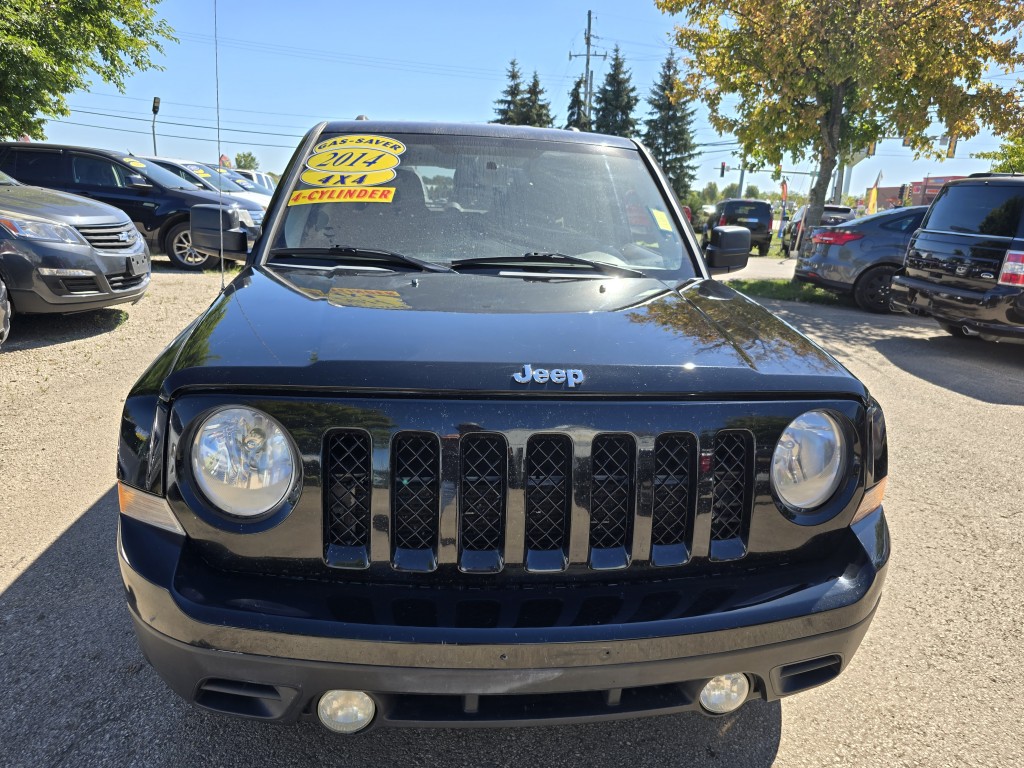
1 262 1022 767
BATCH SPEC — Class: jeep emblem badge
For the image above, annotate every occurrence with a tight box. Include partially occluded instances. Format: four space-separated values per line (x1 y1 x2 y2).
513 364 584 388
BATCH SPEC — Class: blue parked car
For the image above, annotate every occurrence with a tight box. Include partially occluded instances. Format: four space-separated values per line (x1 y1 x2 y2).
794 206 928 312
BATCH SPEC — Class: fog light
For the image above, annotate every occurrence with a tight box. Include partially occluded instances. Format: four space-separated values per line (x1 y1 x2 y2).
317 690 375 734
699 673 750 714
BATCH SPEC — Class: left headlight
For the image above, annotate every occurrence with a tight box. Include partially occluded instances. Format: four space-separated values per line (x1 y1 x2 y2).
771 410 847 510
0 215 86 244
191 407 298 518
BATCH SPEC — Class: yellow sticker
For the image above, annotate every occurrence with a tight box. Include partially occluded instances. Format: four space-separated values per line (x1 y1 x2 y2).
194 170 212 178
650 209 673 232
299 169 396 187
288 187 395 206
306 148 401 175
313 134 406 156
123 158 146 168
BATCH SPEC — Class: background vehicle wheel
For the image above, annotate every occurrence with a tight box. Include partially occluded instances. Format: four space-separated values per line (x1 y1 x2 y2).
780 242 789 257
853 265 898 313
0 275 10 348
163 222 215 270
757 243 770 257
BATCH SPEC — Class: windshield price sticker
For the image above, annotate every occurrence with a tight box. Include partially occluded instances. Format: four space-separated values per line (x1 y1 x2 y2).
299 169 397 187
650 208 673 232
123 157 146 168
288 186 395 206
312 134 406 156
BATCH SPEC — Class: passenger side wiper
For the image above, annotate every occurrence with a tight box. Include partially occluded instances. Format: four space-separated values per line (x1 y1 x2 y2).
451 252 644 278
268 246 453 273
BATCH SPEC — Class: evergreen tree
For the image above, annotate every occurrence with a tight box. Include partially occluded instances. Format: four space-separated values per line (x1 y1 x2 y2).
565 75 590 131
593 46 639 137
642 52 699 198
521 72 554 128
493 59 527 125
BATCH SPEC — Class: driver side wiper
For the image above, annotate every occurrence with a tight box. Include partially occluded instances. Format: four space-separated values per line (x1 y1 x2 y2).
268 246 453 273
451 252 644 278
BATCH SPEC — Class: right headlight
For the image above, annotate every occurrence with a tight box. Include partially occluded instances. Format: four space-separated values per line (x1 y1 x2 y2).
771 410 847 510
190 406 298 518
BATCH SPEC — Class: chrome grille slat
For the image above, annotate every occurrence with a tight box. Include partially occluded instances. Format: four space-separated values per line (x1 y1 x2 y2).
589 435 634 550
75 222 139 250
525 435 572 556
711 431 753 542
392 433 441 553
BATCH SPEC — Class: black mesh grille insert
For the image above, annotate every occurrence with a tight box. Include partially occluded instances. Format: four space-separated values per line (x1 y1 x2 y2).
392 433 440 551
324 431 372 549
460 435 507 552
711 431 753 541
652 433 697 546
107 272 146 291
525 435 572 552
590 435 635 550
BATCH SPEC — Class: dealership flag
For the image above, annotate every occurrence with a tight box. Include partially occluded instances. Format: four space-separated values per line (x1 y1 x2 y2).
866 171 883 214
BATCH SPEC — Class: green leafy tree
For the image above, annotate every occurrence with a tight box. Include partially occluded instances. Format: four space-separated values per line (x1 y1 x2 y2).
974 135 1024 173
0 0 175 140
234 151 259 170
521 72 554 128
743 184 761 199
700 181 719 202
642 52 698 198
565 75 590 131
721 182 740 199
493 59 527 125
657 0 1024 254
593 46 639 137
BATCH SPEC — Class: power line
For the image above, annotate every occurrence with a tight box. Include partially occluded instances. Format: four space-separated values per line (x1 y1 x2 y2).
48 119 296 148
69 107 305 139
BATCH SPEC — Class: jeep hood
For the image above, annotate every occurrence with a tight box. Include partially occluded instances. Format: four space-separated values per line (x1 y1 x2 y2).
161 267 863 399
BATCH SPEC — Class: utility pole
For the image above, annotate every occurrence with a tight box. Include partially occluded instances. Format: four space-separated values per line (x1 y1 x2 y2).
737 164 746 198
569 11 606 123
151 97 160 155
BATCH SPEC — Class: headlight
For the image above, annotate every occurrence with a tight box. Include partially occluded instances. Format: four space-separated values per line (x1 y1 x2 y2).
771 410 846 510
191 407 298 518
0 215 86 244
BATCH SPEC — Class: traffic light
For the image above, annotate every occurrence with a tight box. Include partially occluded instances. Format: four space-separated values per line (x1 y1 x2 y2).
720 162 726 178
946 135 957 159
867 142 876 157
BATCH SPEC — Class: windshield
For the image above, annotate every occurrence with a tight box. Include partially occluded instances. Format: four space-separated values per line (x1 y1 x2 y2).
272 132 689 275
184 163 246 192
123 157 207 190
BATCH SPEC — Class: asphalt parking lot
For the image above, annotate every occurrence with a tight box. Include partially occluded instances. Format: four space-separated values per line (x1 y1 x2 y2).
1 263 1022 767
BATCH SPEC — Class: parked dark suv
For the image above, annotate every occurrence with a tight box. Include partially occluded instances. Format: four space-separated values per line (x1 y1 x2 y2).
891 174 1024 341
0 143 264 270
117 121 889 734
701 198 773 256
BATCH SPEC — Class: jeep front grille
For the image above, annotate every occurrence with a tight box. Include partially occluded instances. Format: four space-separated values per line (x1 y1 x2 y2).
323 428 755 574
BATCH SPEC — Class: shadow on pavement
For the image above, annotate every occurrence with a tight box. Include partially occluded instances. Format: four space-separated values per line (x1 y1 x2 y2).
2 307 129 352
766 300 1024 406
0 487 782 768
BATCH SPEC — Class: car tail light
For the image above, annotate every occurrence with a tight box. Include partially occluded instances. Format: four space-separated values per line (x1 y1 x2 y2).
998 251 1024 286
812 231 865 246
719 214 727 226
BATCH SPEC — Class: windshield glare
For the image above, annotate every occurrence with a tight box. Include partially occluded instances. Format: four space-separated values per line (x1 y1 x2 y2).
273 133 689 275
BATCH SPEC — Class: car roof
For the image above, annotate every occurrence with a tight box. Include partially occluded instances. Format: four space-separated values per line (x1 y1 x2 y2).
722 198 770 204
0 141 134 159
317 120 637 148
950 173 1024 185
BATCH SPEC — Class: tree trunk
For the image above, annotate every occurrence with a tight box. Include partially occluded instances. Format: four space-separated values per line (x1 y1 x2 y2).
799 83 846 258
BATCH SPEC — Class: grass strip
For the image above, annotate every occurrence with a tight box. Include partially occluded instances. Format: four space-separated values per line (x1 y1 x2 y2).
726 278 845 306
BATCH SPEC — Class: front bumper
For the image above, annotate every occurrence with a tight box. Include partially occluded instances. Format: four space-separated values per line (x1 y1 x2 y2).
1 237 150 314
890 274 1024 340
119 508 889 728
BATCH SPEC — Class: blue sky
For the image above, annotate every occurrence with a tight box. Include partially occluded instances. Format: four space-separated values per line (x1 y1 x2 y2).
42 0 1005 199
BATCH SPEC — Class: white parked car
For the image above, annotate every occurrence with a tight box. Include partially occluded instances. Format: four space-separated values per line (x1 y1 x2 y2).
234 168 277 191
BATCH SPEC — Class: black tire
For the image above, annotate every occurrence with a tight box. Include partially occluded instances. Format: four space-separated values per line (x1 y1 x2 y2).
853 265 898 313
780 241 789 257
0 275 10 348
757 243 770 257
163 221 215 270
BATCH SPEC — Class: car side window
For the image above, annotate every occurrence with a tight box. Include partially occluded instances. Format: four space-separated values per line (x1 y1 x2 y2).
5 149 65 185
880 211 925 233
71 154 128 188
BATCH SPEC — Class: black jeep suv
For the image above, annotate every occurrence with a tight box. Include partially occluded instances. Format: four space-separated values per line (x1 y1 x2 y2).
0 143 264 270
891 174 1024 340
117 122 889 734
701 198 774 256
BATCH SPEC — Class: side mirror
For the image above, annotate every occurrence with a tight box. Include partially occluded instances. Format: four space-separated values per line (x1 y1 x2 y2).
127 174 152 189
705 225 750 274
191 204 249 261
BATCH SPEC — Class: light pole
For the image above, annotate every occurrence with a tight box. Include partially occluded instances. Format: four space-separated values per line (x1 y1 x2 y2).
151 97 160 155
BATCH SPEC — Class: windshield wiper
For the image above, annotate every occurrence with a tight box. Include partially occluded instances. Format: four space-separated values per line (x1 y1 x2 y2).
451 251 644 278
268 246 453 273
